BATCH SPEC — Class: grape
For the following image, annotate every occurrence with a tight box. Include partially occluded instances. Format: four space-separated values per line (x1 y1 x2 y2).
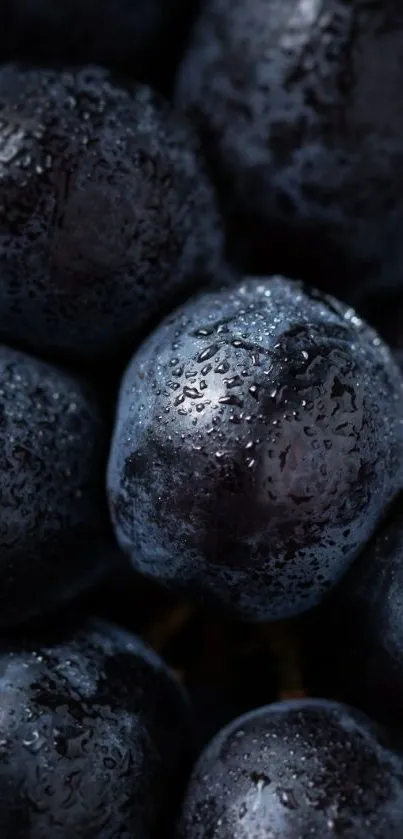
312 498 403 729
178 698 403 838
0 619 191 838
175 0 403 299
107 277 403 620
0 64 224 361
0 344 116 626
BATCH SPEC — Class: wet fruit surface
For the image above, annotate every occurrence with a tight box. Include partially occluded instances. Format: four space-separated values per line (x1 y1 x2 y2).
0 64 224 361
0 344 116 626
178 698 403 838
107 277 403 620
0 619 190 838
176 0 403 300
308 497 403 730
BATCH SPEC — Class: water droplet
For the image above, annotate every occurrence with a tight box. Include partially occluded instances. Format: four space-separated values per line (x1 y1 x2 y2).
197 344 220 363
22 730 46 754
194 327 214 337
225 375 243 389
172 365 184 377
183 386 202 399
219 395 243 407
215 361 230 375
279 790 298 809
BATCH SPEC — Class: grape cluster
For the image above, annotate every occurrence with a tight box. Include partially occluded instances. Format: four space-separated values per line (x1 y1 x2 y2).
0 1 402 836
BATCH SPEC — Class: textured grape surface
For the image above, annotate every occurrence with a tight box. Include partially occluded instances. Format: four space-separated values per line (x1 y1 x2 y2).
108 277 403 620
310 499 403 728
0 64 224 360
176 0 403 299
0 344 116 626
178 698 403 838
0 619 190 838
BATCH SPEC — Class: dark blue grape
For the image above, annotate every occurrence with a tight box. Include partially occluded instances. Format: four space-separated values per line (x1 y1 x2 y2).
107 277 403 620
312 498 403 730
0 64 224 361
0 619 191 838
178 698 403 838
0 344 117 626
175 0 403 300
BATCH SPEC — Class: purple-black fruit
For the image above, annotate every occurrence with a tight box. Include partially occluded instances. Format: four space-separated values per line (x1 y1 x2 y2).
176 0 403 299
0 344 116 626
178 698 403 838
0 619 191 838
107 277 403 620
0 64 224 361
311 499 403 729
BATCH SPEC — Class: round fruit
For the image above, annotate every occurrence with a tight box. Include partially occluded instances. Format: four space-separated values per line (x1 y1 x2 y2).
0 619 191 838
176 0 403 299
178 698 403 838
0 64 224 361
313 498 403 729
0 344 116 626
107 277 403 620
